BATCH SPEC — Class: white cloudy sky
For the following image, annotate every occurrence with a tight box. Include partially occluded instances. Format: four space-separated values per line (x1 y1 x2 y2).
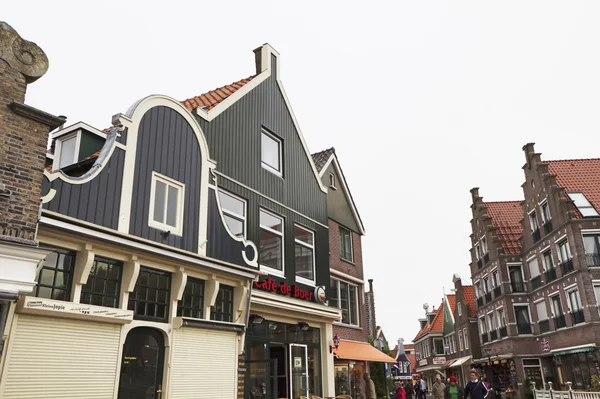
6 1 600 344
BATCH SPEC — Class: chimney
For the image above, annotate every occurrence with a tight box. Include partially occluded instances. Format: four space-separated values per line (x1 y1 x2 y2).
0 21 65 244
470 187 480 205
368 279 374 292
253 43 280 78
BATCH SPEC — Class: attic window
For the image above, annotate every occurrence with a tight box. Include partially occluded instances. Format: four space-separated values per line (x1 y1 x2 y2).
55 133 80 170
567 192 599 217
261 129 282 176
329 172 336 189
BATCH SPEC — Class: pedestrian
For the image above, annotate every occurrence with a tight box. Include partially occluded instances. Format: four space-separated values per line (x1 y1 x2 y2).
405 380 415 399
445 376 464 399
419 376 427 399
365 373 377 399
396 382 407 399
432 374 446 399
464 370 488 399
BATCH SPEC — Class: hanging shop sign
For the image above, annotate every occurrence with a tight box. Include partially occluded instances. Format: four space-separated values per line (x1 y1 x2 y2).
253 278 327 303
433 357 446 365
18 296 134 323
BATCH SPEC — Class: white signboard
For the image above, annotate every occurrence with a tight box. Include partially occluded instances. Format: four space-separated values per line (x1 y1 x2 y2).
433 357 446 365
419 359 428 366
19 296 134 323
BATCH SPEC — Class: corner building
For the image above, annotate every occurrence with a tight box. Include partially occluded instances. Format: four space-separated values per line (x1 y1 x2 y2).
0 41 340 399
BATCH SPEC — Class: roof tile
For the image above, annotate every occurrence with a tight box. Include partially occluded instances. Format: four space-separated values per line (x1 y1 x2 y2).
182 75 255 112
463 285 477 318
484 201 523 254
546 158 600 216
311 148 335 172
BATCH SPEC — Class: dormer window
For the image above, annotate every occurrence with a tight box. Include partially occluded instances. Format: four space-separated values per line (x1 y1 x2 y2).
149 172 184 236
261 129 282 176
567 192 599 217
329 172 336 189
55 133 80 169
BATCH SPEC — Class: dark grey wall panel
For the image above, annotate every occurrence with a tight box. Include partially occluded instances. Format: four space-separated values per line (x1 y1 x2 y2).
206 189 256 266
41 148 125 230
197 74 328 224
129 106 201 253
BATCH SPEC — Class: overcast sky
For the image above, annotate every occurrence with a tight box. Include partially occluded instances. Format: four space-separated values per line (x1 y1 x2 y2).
6 1 600 345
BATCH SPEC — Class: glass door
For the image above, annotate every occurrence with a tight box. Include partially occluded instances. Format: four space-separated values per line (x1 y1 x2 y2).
289 344 309 399
246 360 270 399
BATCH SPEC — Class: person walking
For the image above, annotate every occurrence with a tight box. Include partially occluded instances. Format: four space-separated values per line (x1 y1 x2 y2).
405 380 415 399
432 375 446 399
445 376 464 399
365 373 377 399
464 370 489 399
419 377 427 399
396 382 407 399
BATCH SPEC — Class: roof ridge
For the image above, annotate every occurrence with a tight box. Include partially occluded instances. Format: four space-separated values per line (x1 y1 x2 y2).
545 157 600 164
182 75 256 112
482 200 522 204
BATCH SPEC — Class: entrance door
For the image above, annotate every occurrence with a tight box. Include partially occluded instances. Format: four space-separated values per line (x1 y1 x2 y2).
118 328 165 399
289 344 309 399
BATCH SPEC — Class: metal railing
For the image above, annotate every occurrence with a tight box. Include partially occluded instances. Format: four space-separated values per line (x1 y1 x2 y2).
554 314 567 329
587 253 600 267
484 253 490 264
571 309 585 325
539 319 550 334
544 268 557 283
494 286 502 298
477 259 483 269
499 326 507 338
560 259 574 275
485 292 492 303
490 330 498 341
511 281 526 293
477 297 484 308
543 220 553 235
481 332 489 343
533 381 599 399
517 322 532 334
531 275 542 290
533 228 541 243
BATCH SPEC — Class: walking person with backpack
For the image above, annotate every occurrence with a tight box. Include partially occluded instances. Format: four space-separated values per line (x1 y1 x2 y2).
464 370 489 399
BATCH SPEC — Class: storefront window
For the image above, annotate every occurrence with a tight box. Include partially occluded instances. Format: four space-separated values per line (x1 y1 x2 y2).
335 365 350 396
308 347 322 397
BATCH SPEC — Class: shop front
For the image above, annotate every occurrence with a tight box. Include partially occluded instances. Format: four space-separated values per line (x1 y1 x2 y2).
245 287 341 399
551 345 599 390
444 356 471 387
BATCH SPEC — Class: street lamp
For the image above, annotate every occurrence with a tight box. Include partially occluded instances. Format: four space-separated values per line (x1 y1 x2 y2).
374 338 390 398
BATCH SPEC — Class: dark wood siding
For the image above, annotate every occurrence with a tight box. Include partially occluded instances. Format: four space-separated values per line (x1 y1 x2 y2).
197 74 327 224
41 148 125 229
129 106 201 253
216 177 329 290
78 132 105 160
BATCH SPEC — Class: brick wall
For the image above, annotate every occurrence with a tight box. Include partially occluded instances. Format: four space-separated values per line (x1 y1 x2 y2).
0 59 49 244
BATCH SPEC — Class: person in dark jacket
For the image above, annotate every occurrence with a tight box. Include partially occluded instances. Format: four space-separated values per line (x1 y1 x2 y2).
405 381 415 399
464 370 489 399
445 376 464 399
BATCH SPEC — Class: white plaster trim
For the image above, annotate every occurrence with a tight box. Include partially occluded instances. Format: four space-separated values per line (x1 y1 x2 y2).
564 283 578 292
39 214 258 280
53 131 81 171
40 187 57 204
554 234 568 244
148 172 185 236
533 297 546 304
251 289 341 321
213 170 328 229
52 121 107 140
318 154 365 234
581 229 600 235
114 95 217 259
329 268 365 285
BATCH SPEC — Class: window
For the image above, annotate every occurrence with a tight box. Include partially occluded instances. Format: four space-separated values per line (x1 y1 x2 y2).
458 330 464 350
497 308 505 328
211 284 234 322
80 257 122 308
567 289 582 312
34 249 75 301
584 234 600 267
463 327 469 349
529 211 540 231
551 295 563 316
149 173 184 235
536 301 548 321
475 281 481 297
567 192 599 217
339 227 353 262
509 265 525 292
483 277 490 293
295 225 316 284
259 209 284 274
331 279 359 325
458 302 462 316
528 258 540 278
595 286 600 307
475 243 481 260
481 237 488 254
479 317 487 333
542 251 554 269
451 334 456 353
329 172 336 189
514 305 532 334
557 239 572 263
218 190 246 238
128 267 171 322
261 129 282 175
177 277 205 319
492 270 500 287
541 201 551 223
488 313 496 331
433 338 444 355
56 133 79 169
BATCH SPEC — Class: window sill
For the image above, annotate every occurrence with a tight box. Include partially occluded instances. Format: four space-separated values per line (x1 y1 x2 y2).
17 295 133 324
261 265 286 278
333 321 363 330
296 276 316 287
340 257 355 266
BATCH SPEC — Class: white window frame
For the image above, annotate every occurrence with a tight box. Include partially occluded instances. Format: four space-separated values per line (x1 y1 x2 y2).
475 243 481 260
535 300 548 321
54 132 81 170
542 249 554 270
488 311 496 332
294 224 316 286
567 192 599 217
339 226 354 262
483 276 490 293
218 189 247 238
329 172 336 189
540 199 551 223
458 329 464 351
513 303 533 333
261 129 283 176
550 295 563 318
492 270 500 288
479 316 487 334
332 278 360 326
556 239 572 263
458 302 462 316
497 308 506 328
528 257 541 279
481 236 488 254
451 334 456 353
148 172 185 236
529 209 540 231
567 288 583 312
463 327 469 349
259 208 285 276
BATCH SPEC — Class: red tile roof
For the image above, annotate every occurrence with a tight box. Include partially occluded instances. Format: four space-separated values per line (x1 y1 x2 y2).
463 285 477 318
182 75 255 112
484 201 523 255
414 296 456 341
547 158 600 216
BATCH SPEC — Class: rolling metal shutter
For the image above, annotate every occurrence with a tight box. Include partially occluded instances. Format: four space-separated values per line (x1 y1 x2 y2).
1 314 122 399
170 328 238 398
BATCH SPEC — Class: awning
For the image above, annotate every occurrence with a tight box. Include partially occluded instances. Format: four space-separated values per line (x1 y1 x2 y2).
444 360 456 368
551 344 596 357
335 340 397 363
450 356 472 368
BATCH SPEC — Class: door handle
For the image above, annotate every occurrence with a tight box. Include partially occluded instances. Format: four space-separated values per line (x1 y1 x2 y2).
156 384 162 399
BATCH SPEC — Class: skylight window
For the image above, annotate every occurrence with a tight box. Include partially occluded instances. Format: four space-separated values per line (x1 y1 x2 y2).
567 192 599 217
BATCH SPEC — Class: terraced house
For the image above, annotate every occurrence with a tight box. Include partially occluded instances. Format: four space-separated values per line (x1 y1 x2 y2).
0 22 342 399
469 143 600 397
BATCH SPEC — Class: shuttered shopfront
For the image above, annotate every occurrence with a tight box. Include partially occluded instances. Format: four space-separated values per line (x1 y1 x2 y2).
170 327 239 398
0 314 122 399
